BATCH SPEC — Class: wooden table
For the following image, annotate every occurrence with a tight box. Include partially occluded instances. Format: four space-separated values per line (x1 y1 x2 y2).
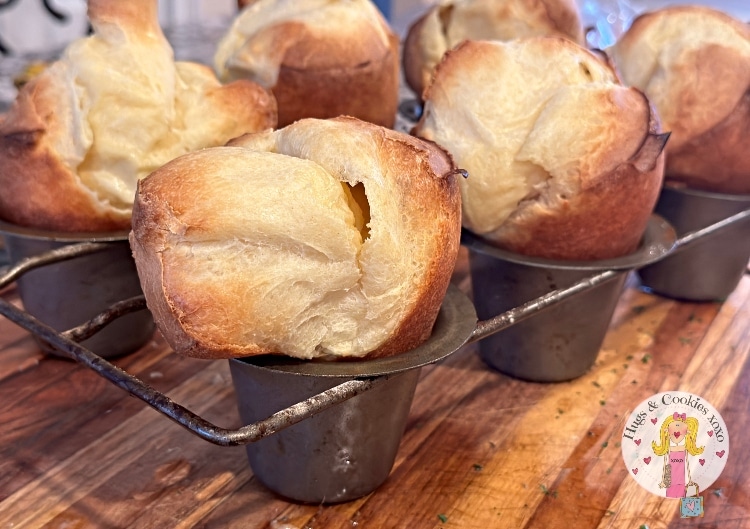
0 246 748 529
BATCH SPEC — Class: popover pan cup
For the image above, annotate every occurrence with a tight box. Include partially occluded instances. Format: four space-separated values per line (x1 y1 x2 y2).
637 184 750 302
228 284 477 504
463 215 676 382
0 221 155 359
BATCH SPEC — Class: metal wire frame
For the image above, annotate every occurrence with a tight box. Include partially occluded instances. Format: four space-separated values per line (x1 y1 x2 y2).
1 208 749 446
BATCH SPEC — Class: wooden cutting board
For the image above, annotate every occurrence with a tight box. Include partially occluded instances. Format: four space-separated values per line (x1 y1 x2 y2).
0 247 748 528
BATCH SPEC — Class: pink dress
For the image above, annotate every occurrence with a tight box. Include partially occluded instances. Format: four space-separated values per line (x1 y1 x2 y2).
667 449 687 498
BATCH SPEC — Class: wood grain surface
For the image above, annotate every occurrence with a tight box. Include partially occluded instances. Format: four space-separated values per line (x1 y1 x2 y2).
0 247 748 529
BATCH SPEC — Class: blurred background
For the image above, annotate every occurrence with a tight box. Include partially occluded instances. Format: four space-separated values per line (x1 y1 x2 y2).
0 0 749 110
1 0 749 55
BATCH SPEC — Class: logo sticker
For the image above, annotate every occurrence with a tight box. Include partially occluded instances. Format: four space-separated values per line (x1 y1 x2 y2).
621 391 729 510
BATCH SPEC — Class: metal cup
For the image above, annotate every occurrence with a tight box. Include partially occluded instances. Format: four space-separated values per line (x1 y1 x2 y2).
637 185 750 302
228 284 477 503
230 364 419 504
464 216 676 382
0 221 154 359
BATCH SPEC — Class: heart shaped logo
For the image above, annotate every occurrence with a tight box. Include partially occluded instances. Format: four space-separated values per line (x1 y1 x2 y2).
651 417 658 424
708 431 714 437
686 500 695 511
674 431 681 438
634 439 641 446
717 450 725 458
699 459 705 466
632 468 638 475
643 457 651 464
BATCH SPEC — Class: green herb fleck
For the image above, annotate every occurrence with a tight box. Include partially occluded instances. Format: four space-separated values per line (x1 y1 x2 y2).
631 379 638 385
600 400 607 406
688 312 696 322
606 467 612 474
712 488 723 497
472 463 483 472
592 381 602 388
615 442 621 448
602 441 609 448
640 525 650 529
557 408 565 415
539 484 558 498
623 363 629 369
679 336 692 345
626 354 634 361
641 354 651 364
605 510 615 516
632 305 647 315
437 514 448 523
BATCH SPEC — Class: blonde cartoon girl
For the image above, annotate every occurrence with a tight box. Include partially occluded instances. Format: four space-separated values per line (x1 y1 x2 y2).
652 412 705 498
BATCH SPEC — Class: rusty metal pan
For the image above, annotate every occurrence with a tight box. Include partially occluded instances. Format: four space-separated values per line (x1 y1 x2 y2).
461 214 677 271
0 280 477 447
462 214 677 382
0 220 154 359
638 186 750 301
0 209 749 446
0 219 130 242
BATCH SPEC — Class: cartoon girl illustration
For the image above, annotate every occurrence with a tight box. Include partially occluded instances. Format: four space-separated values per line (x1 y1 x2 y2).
652 412 705 498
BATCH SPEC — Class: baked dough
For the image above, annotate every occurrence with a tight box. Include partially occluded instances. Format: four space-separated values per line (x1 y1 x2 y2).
403 0 584 98
214 0 399 128
130 117 462 360
414 38 666 260
0 0 277 232
609 5 750 193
